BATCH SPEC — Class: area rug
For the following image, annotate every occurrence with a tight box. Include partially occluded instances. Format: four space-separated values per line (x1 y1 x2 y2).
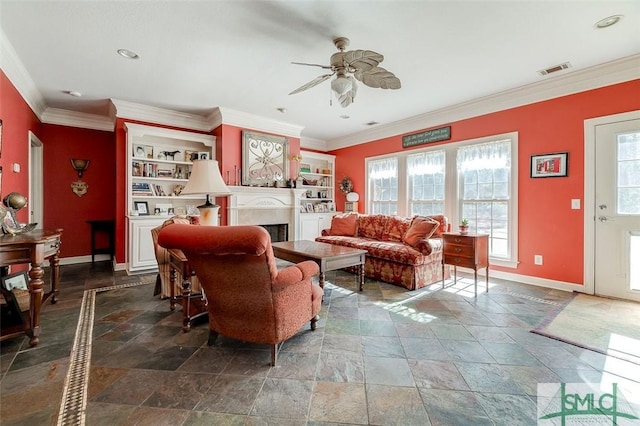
532 293 640 365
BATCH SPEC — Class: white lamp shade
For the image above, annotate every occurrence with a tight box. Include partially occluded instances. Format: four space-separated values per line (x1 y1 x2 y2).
181 160 230 226
181 160 231 197
346 192 359 202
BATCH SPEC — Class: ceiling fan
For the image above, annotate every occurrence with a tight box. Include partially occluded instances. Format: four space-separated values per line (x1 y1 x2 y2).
289 37 401 107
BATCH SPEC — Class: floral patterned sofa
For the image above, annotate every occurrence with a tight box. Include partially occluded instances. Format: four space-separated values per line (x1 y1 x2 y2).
316 214 451 290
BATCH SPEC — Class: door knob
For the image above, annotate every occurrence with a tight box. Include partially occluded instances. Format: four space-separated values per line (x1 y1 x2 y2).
598 216 615 222
598 204 607 210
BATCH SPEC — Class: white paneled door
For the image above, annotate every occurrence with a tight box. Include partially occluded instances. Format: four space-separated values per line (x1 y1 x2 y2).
594 118 640 302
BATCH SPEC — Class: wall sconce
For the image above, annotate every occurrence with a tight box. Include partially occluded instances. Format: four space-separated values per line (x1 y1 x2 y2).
70 159 90 197
70 159 90 178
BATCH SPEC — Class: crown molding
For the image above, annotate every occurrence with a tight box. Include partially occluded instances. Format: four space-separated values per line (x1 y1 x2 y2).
326 54 640 151
0 28 47 118
300 136 328 151
217 107 305 138
123 122 215 146
41 108 114 132
110 99 214 132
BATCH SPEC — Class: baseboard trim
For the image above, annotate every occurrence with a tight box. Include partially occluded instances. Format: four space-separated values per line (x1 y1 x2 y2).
450 266 587 294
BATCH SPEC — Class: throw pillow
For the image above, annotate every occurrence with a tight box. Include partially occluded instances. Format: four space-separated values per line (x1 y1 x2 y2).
403 216 440 247
329 213 358 236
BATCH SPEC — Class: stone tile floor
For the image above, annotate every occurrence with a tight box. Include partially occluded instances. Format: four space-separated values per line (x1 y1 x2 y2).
1 261 639 425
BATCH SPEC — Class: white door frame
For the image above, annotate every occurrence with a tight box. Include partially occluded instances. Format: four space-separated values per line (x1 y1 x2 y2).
583 109 640 295
28 131 43 228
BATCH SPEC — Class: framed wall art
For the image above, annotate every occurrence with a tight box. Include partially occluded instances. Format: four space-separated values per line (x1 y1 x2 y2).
531 152 568 178
242 130 289 186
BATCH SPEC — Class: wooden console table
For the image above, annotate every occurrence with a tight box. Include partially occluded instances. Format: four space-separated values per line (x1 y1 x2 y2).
167 248 207 332
442 232 489 297
0 229 63 346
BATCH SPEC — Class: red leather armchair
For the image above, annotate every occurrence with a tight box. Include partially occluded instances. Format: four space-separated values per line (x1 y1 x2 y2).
158 224 323 365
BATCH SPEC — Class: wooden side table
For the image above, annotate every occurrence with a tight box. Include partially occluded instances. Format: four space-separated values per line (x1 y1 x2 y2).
87 220 115 265
167 248 207 332
442 232 489 297
0 229 62 346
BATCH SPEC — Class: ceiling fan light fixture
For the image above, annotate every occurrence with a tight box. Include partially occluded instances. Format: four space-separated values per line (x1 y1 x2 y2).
331 76 352 96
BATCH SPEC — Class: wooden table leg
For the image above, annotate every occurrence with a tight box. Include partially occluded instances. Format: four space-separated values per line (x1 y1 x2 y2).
474 268 478 298
49 252 60 304
169 266 177 311
486 266 489 293
319 271 325 289
28 261 45 347
182 272 193 333
359 263 364 291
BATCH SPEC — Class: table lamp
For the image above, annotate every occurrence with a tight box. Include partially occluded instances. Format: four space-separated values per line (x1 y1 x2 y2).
181 160 230 226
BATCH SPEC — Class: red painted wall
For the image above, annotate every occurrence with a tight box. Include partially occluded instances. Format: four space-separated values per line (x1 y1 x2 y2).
0 71 41 223
330 79 640 285
39 124 115 258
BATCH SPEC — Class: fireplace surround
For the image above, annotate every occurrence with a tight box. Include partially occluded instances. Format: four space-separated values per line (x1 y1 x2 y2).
227 186 305 241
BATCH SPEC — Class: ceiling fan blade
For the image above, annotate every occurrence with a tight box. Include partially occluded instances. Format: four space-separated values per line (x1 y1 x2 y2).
354 67 401 90
291 61 333 69
338 76 358 107
289 73 334 95
342 50 384 72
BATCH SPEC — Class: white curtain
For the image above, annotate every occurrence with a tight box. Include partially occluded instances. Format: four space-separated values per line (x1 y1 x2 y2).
458 140 511 171
369 157 397 179
408 150 445 175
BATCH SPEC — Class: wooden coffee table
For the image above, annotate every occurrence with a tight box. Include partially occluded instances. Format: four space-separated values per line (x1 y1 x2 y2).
271 240 367 291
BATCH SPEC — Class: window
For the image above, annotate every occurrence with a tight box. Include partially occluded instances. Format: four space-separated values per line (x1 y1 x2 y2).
366 132 518 267
368 157 398 215
458 140 511 259
408 150 445 216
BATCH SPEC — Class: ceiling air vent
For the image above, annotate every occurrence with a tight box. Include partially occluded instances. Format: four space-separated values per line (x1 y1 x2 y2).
365 121 380 126
538 62 572 76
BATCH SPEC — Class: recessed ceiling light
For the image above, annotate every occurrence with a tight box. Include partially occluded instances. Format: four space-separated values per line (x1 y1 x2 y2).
117 49 139 59
340 115 350 119
66 90 82 97
276 107 287 114
365 121 380 126
595 15 623 29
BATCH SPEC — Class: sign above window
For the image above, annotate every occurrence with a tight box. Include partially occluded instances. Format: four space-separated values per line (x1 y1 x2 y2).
402 126 451 148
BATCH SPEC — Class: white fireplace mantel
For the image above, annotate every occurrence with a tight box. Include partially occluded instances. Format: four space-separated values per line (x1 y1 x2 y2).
227 186 306 240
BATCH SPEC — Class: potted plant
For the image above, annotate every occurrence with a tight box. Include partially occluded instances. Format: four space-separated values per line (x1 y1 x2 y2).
459 219 469 234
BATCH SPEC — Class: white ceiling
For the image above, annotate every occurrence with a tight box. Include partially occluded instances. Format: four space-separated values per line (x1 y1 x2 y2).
1 1 639 145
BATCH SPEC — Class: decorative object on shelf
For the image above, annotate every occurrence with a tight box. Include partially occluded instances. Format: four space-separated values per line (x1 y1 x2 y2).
302 178 318 186
299 163 311 173
242 131 289 186
181 160 230 226
70 158 90 197
459 219 469 234
172 184 184 196
346 192 359 202
339 177 353 195
134 201 149 215
1 192 37 234
531 152 568 178
161 150 180 160
133 144 154 159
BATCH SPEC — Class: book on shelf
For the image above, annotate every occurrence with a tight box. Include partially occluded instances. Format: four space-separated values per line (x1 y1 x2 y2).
132 182 155 196
153 184 166 196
